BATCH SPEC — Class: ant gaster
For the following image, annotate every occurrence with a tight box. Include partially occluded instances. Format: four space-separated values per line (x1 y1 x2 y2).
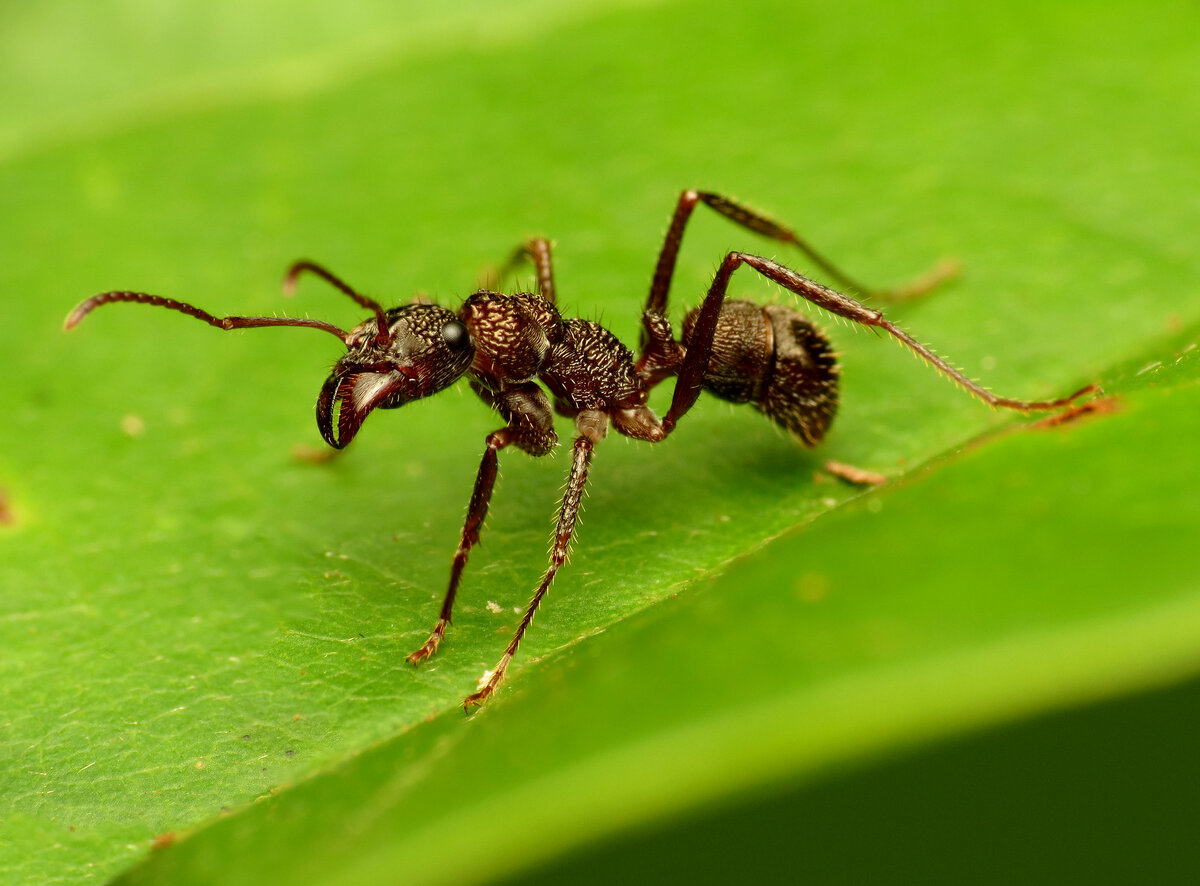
66 190 1095 708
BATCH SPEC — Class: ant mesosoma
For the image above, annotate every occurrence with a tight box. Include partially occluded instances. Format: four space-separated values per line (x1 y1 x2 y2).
66 190 1094 708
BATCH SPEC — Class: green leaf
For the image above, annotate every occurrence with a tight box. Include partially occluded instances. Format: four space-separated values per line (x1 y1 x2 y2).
1 1 1197 884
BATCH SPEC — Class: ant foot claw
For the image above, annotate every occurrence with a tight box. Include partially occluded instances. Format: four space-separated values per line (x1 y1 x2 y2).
463 689 490 711
407 625 445 666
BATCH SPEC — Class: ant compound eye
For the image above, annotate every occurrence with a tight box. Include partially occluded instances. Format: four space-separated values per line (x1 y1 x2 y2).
441 319 470 349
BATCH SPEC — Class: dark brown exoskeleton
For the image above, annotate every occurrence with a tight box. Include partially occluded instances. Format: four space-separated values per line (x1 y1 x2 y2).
66 190 1095 708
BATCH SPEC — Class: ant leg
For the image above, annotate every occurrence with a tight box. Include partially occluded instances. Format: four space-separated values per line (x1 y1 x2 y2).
643 189 956 321
406 429 509 665
640 189 943 383
408 382 556 665
464 410 606 709
480 238 557 302
663 252 1096 433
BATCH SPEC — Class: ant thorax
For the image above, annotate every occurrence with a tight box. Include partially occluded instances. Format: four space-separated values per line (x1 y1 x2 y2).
541 319 646 413
460 291 561 386
459 290 648 416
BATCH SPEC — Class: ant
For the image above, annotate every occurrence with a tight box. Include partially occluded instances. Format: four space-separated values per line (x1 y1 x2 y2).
66 190 1095 708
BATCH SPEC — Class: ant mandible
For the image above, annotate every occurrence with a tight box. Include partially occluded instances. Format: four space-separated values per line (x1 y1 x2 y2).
66 190 1095 709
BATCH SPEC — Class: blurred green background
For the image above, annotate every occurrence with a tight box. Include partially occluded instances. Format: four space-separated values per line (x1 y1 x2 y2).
1 1 1198 884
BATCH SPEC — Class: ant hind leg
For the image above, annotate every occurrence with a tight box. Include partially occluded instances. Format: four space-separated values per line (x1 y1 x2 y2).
663 251 1095 434
642 189 958 322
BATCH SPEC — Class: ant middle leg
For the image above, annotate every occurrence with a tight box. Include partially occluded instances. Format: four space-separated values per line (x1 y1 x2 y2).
407 382 557 665
662 252 1096 433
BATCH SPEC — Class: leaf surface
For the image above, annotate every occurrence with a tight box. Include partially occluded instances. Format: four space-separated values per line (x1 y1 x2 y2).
1 1 1197 883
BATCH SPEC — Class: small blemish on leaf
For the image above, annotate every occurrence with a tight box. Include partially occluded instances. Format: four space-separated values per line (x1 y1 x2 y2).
797 572 829 602
291 443 338 464
0 488 14 527
120 414 145 437
150 832 176 850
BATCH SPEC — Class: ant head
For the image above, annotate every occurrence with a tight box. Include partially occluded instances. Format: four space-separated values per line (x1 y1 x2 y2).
318 303 474 449
65 263 476 452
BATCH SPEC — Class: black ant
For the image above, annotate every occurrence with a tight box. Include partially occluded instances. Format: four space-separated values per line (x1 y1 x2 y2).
66 190 1095 708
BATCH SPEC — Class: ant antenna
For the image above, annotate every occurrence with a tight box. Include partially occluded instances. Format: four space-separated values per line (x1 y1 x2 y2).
64 291 352 342
283 261 392 344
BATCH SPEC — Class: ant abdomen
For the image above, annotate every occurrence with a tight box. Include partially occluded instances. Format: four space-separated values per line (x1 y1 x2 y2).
681 299 839 445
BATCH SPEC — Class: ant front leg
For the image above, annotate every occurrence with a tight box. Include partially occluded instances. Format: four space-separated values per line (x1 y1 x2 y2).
464 410 607 709
663 252 1096 434
482 237 557 302
407 382 557 665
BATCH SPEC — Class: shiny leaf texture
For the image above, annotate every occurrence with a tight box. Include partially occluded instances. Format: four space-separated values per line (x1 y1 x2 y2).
1 1 1197 884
